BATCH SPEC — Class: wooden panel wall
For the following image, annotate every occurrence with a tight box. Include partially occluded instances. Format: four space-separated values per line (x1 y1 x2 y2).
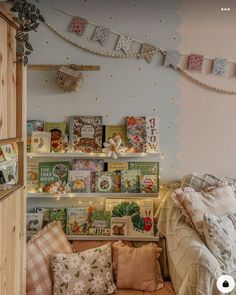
0 17 16 139
0 188 25 295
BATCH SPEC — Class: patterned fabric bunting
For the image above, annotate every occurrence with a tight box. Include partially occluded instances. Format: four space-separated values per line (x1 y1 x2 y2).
188 54 204 72
164 49 181 69
69 16 88 35
140 43 156 63
115 35 134 55
212 58 227 76
91 25 110 46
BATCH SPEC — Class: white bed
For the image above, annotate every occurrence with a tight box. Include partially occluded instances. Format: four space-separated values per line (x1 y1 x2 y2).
157 190 236 295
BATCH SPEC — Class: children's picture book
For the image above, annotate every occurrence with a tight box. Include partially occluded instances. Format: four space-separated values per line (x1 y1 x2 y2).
68 170 91 193
49 208 67 232
38 162 69 192
31 131 51 153
1 144 17 161
105 125 126 146
90 210 111 229
107 162 128 172
2 162 17 184
27 161 39 192
27 120 44 152
106 199 154 237
0 148 5 163
67 208 89 235
0 170 6 184
110 217 128 236
112 171 121 193
140 175 158 193
95 172 113 193
129 162 159 191
27 213 43 236
121 170 140 193
44 122 67 152
126 116 159 153
35 208 50 228
69 116 103 152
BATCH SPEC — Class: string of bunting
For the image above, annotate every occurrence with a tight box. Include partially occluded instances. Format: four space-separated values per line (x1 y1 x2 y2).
40 3 236 95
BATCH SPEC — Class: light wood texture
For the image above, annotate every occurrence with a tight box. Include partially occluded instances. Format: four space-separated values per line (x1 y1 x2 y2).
0 184 21 202
28 64 100 71
0 137 22 145
0 2 19 30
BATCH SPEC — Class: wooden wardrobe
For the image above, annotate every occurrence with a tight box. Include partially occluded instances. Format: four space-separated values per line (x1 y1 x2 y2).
0 3 26 295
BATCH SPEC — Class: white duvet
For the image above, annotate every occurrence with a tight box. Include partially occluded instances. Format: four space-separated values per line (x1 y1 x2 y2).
157 190 236 295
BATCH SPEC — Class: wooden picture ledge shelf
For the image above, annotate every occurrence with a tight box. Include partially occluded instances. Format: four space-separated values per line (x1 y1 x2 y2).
28 64 101 71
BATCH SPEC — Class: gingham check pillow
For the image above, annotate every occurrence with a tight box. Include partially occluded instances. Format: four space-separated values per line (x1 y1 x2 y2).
27 221 73 295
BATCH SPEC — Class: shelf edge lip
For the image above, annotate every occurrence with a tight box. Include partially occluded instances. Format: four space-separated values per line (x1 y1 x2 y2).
0 184 22 202
27 192 159 198
0 137 22 145
27 152 159 158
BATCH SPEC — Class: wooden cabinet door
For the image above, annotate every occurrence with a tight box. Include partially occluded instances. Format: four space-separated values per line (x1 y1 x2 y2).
0 16 17 140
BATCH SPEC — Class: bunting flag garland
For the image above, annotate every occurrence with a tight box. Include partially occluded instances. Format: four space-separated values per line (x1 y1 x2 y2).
164 49 181 69
69 16 88 35
115 35 134 55
140 43 156 63
188 54 204 72
91 25 110 46
212 58 227 76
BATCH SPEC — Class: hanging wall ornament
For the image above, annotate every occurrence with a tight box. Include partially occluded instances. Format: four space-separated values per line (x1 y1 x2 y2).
140 43 156 63
115 35 134 55
91 25 110 46
164 49 181 69
69 16 88 35
102 135 127 159
188 54 204 72
212 58 228 76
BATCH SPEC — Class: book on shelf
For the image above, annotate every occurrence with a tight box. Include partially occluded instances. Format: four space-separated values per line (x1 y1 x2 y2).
44 122 67 152
121 170 140 193
105 125 126 146
89 210 111 236
38 162 69 192
27 120 44 152
112 171 121 193
95 172 114 193
27 213 43 236
69 116 103 152
107 162 128 172
0 148 5 163
31 131 51 153
35 207 50 228
67 207 90 235
27 161 39 192
106 199 154 237
126 116 159 153
140 175 158 193
2 162 17 184
49 208 67 232
0 170 5 184
110 217 128 236
1 144 17 161
68 170 91 193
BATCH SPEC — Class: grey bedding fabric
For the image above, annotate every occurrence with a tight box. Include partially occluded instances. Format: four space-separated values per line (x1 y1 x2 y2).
157 190 236 295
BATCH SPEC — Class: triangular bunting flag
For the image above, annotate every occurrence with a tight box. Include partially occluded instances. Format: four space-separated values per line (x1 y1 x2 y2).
188 54 204 72
212 58 227 76
69 16 88 35
140 43 156 63
91 25 110 46
164 49 181 69
115 35 134 55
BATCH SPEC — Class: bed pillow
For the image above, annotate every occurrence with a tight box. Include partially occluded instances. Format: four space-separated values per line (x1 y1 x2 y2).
172 185 236 238
116 243 163 291
52 243 116 295
27 221 73 295
203 213 236 274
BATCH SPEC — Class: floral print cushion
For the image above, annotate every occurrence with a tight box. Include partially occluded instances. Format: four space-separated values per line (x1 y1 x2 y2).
52 243 117 295
203 213 236 273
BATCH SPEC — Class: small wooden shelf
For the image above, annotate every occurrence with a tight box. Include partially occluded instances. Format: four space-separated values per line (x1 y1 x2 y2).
66 235 159 242
0 137 22 145
27 152 159 159
0 184 22 202
27 192 159 199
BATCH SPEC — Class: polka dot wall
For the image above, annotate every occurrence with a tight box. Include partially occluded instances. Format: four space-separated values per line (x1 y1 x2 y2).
27 0 181 185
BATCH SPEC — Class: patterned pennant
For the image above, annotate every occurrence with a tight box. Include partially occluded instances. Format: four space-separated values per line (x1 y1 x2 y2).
140 43 156 63
164 49 181 69
115 35 134 55
91 25 110 46
188 54 204 72
69 16 88 35
212 58 227 76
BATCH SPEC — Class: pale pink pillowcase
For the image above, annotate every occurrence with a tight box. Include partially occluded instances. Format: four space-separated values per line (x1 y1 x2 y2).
172 185 236 238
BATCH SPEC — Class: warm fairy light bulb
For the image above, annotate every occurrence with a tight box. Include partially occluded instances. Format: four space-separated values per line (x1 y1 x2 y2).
89 201 92 205
78 201 82 204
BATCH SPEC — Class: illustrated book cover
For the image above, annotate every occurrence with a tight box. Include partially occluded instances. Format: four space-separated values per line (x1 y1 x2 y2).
0 148 5 163
35 207 50 228
1 144 17 161
49 208 67 232
31 131 51 153
95 172 114 193
69 116 103 152
121 170 140 193
27 213 43 236
140 175 158 193
105 125 126 146
110 217 128 236
68 170 91 193
107 162 128 172
44 122 67 152
67 207 89 235
89 210 111 236
27 120 44 152
38 162 69 192
2 162 17 184
27 161 39 192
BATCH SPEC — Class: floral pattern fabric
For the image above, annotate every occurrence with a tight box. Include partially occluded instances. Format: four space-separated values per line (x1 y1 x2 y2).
115 35 134 55
52 243 117 295
91 26 110 46
188 54 204 72
203 213 236 274
69 17 88 35
212 57 228 76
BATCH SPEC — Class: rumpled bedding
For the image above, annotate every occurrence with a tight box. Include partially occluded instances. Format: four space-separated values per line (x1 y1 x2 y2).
157 190 236 295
